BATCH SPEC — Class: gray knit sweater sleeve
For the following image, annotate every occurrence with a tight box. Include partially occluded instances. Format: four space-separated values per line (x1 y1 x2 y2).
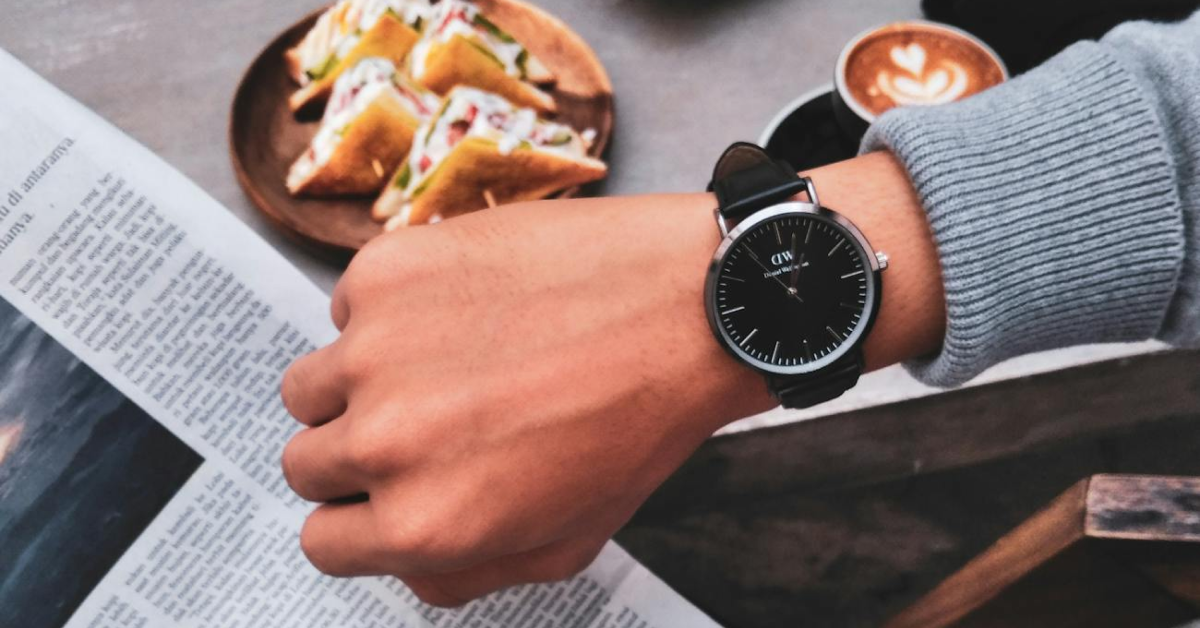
861 12 1200 387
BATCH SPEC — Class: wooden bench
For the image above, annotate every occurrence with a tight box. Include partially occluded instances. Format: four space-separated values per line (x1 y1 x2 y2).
885 475 1200 628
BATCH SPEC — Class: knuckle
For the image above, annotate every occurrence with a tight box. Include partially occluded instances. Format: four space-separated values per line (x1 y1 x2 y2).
535 545 602 583
280 438 302 492
403 579 467 609
336 332 380 383
280 436 316 501
344 417 401 476
539 556 588 583
347 236 421 290
279 362 308 416
299 518 338 575
378 522 426 561
379 512 467 569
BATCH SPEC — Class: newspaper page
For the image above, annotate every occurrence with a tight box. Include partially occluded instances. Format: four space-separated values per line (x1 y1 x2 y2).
0 48 720 628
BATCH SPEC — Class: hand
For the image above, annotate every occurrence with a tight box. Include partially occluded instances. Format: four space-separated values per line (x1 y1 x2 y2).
279 152 945 607
280 193 776 606
789 232 803 290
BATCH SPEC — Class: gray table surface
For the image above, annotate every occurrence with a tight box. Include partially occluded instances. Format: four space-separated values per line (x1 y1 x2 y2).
2 0 922 294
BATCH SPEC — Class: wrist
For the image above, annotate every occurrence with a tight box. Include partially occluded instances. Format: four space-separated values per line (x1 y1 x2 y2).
689 149 945 424
803 151 945 372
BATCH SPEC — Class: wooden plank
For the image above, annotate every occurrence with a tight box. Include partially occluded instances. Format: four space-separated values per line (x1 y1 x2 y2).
1086 475 1200 542
1087 475 1200 610
884 476 1200 628
924 540 1197 628
637 350 1200 521
882 479 1090 628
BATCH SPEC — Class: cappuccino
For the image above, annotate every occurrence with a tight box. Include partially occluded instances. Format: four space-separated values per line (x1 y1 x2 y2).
836 21 1007 123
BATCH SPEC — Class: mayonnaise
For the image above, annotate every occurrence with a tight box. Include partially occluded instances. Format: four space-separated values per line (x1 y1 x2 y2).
408 0 528 80
400 87 590 197
291 58 438 184
294 0 430 84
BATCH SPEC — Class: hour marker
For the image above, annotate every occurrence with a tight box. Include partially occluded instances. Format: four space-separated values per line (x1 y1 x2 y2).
721 306 746 315
826 326 844 342
721 275 745 283
771 341 780 363
841 269 864 279
805 222 814 244
803 340 814 362
774 223 783 244
839 302 860 310
828 239 845 256
739 329 758 347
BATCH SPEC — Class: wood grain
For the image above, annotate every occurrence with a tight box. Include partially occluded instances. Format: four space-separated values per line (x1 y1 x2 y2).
1087 475 1200 542
884 475 1200 628
882 479 1090 628
229 0 614 260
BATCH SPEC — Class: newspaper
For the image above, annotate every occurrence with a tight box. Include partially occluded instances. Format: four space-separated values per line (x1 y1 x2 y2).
0 48 719 628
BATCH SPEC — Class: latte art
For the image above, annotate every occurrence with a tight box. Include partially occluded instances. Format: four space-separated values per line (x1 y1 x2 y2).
875 43 969 106
836 21 1007 121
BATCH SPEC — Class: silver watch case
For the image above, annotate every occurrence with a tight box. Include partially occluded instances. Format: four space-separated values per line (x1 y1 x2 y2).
704 200 886 376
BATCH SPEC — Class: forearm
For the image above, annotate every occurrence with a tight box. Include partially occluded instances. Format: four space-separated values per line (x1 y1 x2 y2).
805 152 945 373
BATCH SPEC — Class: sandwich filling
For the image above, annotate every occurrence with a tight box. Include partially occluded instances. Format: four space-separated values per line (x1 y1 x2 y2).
391 87 593 201
294 0 429 84
408 0 531 81
290 58 439 185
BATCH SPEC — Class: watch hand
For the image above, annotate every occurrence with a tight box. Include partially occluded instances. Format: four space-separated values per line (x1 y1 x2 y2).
743 246 804 303
789 232 802 290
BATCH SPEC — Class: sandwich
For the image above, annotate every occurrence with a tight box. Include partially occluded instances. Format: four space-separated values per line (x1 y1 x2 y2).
407 0 557 114
287 57 441 197
373 86 606 229
286 0 430 116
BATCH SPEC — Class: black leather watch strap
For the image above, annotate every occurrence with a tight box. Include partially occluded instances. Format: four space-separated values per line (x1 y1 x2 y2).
768 352 863 409
708 142 864 410
709 142 810 222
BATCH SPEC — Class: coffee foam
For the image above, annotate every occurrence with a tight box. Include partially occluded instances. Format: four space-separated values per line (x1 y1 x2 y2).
838 22 1006 119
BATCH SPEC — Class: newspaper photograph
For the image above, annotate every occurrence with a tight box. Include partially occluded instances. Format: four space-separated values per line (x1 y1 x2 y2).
0 299 203 628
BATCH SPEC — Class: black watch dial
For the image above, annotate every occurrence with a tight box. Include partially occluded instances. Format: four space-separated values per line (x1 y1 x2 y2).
711 213 871 370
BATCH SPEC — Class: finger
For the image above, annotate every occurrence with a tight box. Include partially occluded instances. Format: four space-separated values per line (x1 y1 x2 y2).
402 578 470 608
402 538 608 608
330 277 351 332
300 501 384 577
280 342 347 427
282 418 366 503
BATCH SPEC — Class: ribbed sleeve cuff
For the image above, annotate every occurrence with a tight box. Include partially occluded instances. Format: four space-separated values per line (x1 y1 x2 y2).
862 41 1185 387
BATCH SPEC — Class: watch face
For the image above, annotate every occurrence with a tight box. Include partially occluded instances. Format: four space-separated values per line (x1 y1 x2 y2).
709 209 875 373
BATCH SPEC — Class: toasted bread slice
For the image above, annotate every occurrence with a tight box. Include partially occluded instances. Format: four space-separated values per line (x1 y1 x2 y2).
288 97 422 196
417 34 556 114
372 87 605 227
288 59 439 196
408 1 556 114
385 137 606 226
287 10 422 117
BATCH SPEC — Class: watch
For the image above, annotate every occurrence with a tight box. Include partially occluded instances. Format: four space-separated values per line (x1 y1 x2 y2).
704 142 888 409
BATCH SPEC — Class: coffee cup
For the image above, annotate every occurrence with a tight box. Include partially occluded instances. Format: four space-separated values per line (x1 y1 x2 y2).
832 20 1008 141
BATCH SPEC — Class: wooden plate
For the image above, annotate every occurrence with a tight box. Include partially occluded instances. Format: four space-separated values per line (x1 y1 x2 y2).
230 0 614 260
